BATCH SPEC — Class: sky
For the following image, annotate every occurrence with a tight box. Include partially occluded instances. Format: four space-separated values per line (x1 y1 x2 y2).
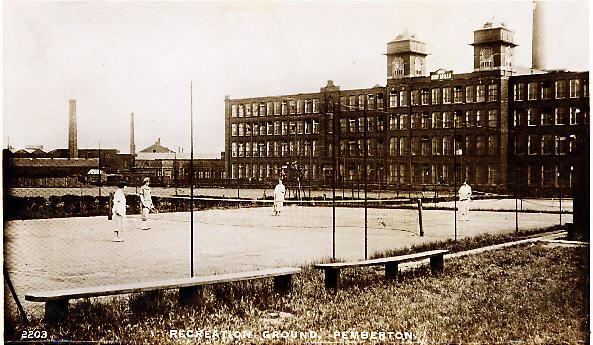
2 1 589 158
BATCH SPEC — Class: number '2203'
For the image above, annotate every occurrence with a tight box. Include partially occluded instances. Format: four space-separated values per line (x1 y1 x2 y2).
21 330 48 339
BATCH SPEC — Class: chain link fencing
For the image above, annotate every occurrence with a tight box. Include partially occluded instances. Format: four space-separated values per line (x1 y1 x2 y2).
4 179 571 323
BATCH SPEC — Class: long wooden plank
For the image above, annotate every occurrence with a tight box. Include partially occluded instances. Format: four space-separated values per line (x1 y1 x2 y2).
314 250 449 269
26 267 301 302
538 239 589 246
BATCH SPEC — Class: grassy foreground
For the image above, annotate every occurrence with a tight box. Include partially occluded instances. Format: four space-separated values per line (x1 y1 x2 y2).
5 236 588 344
371 226 564 259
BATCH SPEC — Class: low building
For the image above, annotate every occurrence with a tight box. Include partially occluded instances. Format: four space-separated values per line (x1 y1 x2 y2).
134 139 225 187
4 155 99 187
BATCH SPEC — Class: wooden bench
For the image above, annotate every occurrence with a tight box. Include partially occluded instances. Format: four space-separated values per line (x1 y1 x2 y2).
25 267 300 324
313 250 448 290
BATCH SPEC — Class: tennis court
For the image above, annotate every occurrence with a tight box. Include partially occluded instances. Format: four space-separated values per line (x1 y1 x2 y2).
4 200 569 317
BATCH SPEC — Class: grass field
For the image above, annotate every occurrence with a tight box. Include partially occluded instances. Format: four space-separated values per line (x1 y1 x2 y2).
5 241 588 343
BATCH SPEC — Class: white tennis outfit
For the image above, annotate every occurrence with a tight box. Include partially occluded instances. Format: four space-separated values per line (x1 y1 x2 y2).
273 182 286 214
458 183 472 221
140 184 153 229
112 188 127 240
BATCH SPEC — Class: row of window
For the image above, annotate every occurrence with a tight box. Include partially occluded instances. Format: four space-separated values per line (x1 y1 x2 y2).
387 163 498 186
338 93 386 111
151 168 223 179
231 133 502 158
523 165 573 188
388 162 572 188
231 140 319 158
337 84 500 111
230 163 319 180
335 136 496 157
336 162 498 186
387 135 497 157
231 120 320 137
229 161 573 188
230 77 588 118
231 83 503 118
338 116 384 133
513 79 588 101
231 133 578 158
231 99 320 117
232 107 585 139
159 169 222 180
330 110 499 136
515 134 578 156
233 109 502 138
513 107 586 127
384 110 499 130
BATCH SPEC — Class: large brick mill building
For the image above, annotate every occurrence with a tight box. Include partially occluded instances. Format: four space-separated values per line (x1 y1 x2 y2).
224 20 589 196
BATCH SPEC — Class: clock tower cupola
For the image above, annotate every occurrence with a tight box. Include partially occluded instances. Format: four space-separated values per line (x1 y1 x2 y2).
385 31 429 80
471 20 517 72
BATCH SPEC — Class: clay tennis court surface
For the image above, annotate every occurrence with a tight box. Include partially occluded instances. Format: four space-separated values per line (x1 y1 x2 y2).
4 202 569 315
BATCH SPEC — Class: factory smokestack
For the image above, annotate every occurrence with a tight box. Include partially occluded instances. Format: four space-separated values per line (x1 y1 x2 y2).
532 1 547 70
130 112 136 155
68 99 78 159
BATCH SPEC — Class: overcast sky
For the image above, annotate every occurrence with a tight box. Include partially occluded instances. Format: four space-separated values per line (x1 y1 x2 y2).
3 1 589 157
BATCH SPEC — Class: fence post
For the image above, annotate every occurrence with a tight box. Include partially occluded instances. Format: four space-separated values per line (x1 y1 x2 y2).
434 184 437 209
108 192 114 220
4 267 27 323
417 198 424 237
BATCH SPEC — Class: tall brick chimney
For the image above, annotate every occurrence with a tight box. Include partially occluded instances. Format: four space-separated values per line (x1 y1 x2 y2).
531 1 547 70
68 99 78 159
130 112 136 155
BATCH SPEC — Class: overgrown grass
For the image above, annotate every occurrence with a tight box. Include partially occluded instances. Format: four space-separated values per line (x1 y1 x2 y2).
370 225 564 260
6 228 587 344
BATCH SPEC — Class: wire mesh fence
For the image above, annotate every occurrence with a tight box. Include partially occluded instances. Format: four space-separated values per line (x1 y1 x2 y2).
4 181 572 322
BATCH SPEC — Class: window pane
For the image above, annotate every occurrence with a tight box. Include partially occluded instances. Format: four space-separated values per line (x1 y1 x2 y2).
476 85 485 102
541 110 553 126
514 83 525 101
528 82 538 100
453 86 463 103
488 109 498 127
480 48 493 68
541 83 553 100
432 112 442 128
245 103 252 117
465 110 475 128
389 91 397 108
465 86 474 103
488 84 498 102
570 79 581 98
555 80 566 99
411 90 420 106
432 88 440 104
399 91 408 107
442 88 451 104
367 94 374 110
421 89 430 105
